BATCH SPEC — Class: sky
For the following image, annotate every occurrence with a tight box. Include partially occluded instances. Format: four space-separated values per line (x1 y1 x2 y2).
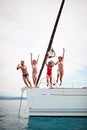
0 0 87 96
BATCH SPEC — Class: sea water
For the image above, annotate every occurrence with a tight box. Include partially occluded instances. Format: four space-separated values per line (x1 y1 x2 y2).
0 100 87 130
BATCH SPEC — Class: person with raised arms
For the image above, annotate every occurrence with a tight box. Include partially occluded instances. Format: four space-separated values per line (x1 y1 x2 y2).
30 53 40 87
55 48 65 86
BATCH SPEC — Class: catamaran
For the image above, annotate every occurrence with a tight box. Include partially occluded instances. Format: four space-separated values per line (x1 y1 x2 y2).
26 84 87 117
19 0 87 117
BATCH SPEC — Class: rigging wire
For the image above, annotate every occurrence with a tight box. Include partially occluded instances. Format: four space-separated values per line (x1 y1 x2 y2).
51 53 87 68
64 59 87 68
49 49 87 68
64 59 87 84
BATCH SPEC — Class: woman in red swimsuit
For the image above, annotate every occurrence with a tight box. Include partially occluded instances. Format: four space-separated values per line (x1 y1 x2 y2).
45 57 54 88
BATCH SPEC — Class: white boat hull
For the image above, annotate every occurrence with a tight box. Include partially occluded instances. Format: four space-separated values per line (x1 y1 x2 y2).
26 88 87 116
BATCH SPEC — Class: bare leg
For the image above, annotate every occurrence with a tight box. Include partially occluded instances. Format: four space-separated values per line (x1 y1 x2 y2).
56 73 59 83
34 76 37 87
46 75 49 86
32 73 37 87
23 77 30 88
50 76 52 88
33 75 37 87
26 77 32 88
32 75 34 85
59 72 63 86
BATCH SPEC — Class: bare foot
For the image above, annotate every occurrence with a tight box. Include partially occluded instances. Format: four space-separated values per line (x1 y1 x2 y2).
27 85 32 89
59 82 62 86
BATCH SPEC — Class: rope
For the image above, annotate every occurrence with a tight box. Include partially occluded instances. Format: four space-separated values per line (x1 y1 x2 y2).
18 91 23 118
18 86 29 118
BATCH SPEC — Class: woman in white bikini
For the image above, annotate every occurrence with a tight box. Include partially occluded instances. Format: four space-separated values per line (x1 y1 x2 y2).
55 48 65 86
30 53 40 87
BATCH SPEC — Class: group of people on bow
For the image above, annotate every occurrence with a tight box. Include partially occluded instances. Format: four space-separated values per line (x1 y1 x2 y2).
16 48 65 89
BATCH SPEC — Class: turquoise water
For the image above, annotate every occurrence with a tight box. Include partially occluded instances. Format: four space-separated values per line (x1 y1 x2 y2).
29 117 87 130
0 100 87 130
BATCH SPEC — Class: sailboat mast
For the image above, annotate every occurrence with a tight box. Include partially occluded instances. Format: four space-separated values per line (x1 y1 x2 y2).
36 0 65 86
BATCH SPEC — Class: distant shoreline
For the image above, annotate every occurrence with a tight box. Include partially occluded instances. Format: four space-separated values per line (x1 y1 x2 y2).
0 97 27 100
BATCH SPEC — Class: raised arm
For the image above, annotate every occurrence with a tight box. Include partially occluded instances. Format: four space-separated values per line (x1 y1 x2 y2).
30 53 33 65
45 56 48 66
16 64 21 70
55 60 58 65
51 60 55 67
37 54 40 63
62 48 65 59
